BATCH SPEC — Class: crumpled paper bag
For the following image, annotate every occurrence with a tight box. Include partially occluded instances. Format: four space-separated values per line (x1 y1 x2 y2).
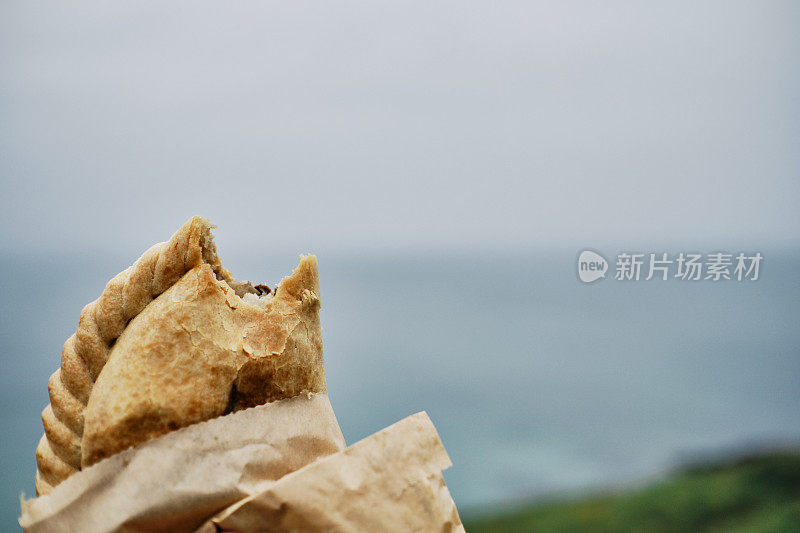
199 412 464 532
19 393 463 532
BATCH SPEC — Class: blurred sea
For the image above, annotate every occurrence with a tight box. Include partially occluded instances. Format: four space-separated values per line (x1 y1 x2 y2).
2 247 799 529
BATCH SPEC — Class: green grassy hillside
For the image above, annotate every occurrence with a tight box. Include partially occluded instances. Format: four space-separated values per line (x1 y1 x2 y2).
464 451 800 532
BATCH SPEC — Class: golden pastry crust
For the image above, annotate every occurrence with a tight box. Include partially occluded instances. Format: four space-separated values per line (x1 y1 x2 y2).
35 216 325 495
82 258 324 467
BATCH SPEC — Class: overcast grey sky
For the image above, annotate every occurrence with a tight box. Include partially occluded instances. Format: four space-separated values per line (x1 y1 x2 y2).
1 1 798 254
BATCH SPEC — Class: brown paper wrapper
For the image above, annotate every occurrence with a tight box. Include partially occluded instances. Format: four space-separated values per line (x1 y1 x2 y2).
201 412 465 533
19 394 463 532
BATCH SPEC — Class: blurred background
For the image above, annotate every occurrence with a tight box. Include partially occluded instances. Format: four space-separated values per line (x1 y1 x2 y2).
1 2 799 531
